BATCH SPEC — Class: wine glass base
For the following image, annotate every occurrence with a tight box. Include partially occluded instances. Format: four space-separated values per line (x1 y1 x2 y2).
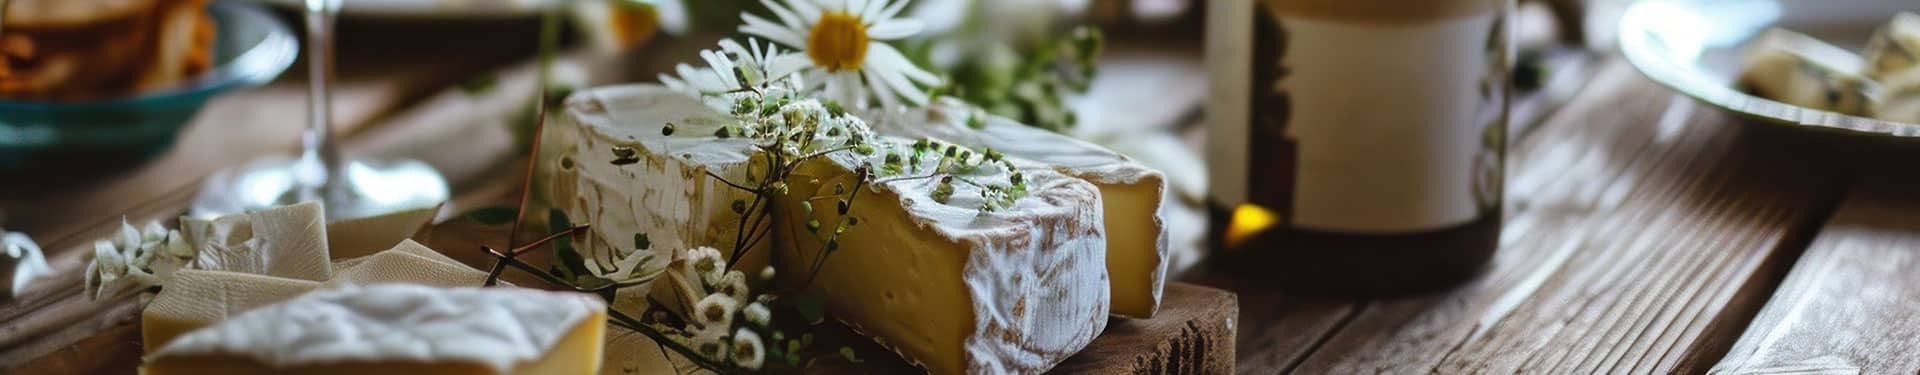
191 156 449 220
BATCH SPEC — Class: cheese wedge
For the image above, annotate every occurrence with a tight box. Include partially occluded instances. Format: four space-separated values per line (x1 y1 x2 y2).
141 270 320 352
1875 70 1920 123
1865 12 1920 79
1737 28 1874 115
323 240 490 289
774 136 1111 374
866 101 1170 318
178 201 332 281
554 85 771 275
143 285 607 375
324 204 441 260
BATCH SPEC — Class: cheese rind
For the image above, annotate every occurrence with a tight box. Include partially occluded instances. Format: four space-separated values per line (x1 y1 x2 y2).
322 240 489 289
144 284 607 375
866 101 1170 318
554 85 771 277
775 139 1111 374
141 270 321 352
179 201 333 281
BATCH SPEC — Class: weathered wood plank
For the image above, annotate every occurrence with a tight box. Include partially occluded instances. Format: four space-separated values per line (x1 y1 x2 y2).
1287 59 1846 374
1708 175 1920 375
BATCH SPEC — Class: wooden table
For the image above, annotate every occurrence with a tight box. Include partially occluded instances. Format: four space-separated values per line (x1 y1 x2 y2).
6 26 1920 373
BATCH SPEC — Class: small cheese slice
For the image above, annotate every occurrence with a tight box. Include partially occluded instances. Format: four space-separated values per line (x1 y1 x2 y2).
178 201 332 281
143 284 607 375
553 84 771 275
774 135 1111 374
866 101 1171 318
141 269 320 352
1875 70 1920 123
324 240 489 288
1865 12 1920 79
1737 28 1874 115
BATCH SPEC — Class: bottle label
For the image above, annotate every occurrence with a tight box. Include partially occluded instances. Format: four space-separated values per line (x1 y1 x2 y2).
1230 1 1506 234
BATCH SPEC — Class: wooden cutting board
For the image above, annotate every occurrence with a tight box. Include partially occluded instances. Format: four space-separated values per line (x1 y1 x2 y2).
18 215 1236 374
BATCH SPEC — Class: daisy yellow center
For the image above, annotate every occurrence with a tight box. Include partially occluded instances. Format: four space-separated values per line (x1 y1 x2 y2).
807 12 869 71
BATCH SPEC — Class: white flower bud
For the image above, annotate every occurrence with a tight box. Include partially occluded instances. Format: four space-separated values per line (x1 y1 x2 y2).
758 265 776 282
743 302 772 327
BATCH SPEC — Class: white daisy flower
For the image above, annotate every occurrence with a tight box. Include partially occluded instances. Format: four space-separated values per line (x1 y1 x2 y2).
694 292 740 329
659 38 807 111
683 246 727 286
731 328 767 369
742 0 942 109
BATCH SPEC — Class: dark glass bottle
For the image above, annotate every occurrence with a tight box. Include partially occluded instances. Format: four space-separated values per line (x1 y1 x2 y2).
1204 0 1510 296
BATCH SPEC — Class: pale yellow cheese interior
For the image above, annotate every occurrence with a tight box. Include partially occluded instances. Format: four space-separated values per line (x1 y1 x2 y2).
1097 177 1167 318
773 161 974 374
142 308 607 375
141 270 320 352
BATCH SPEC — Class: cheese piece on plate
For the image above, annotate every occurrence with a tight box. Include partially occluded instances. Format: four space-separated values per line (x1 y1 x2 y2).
142 270 320 352
178 201 332 281
143 284 608 375
1737 28 1874 115
774 132 1110 372
324 240 489 288
1865 12 1920 79
1875 70 1920 123
866 101 1171 318
553 84 770 275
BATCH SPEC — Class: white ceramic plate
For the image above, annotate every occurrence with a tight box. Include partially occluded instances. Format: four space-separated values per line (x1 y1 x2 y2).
1618 0 1920 137
254 0 556 18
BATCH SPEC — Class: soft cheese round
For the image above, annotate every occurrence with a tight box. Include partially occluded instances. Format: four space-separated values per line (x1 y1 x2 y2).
147 284 604 373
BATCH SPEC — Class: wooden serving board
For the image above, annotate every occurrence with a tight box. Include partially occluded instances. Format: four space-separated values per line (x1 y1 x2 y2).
18 214 1238 374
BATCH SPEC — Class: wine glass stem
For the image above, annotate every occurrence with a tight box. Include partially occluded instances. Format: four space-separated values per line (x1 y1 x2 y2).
302 0 342 202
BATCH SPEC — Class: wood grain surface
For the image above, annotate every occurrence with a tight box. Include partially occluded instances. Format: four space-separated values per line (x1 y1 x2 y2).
1230 59 1851 374
1708 175 1920 375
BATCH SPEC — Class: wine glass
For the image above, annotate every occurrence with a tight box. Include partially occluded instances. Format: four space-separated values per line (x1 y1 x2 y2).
190 0 448 220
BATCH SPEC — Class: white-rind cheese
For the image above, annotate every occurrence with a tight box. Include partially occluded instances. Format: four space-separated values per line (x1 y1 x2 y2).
1737 28 1874 115
865 100 1171 319
178 201 332 282
144 284 606 375
1865 12 1920 79
775 135 1111 374
554 85 770 275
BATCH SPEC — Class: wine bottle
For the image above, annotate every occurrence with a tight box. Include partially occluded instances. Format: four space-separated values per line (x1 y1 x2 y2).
1205 0 1511 296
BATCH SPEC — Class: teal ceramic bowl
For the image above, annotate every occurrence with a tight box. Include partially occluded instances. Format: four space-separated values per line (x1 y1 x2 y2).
0 0 297 169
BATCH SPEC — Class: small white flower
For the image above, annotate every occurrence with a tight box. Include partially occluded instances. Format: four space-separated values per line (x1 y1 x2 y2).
716 270 750 302
731 328 767 369
683 246 726 286
3 231 53 298
743 0 942 109
83 220 197 300
660 38 807 111
743 302 772 327
691 325 731 362
694 293 740 329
